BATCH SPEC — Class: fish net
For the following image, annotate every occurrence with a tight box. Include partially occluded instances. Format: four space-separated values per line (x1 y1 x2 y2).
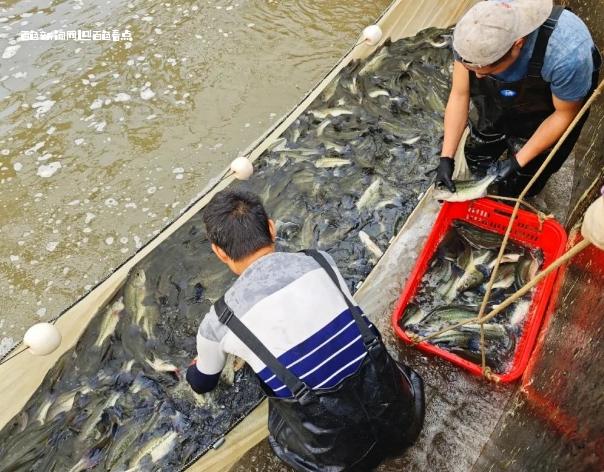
0 27 455 470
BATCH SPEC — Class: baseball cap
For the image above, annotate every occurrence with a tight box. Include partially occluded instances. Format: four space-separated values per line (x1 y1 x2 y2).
453 0 553 68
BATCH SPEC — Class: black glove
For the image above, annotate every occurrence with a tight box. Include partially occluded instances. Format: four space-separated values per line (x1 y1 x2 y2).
488 154 521 182
435 157 456 192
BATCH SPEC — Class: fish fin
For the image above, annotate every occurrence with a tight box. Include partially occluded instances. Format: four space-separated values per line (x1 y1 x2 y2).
476 264 491 278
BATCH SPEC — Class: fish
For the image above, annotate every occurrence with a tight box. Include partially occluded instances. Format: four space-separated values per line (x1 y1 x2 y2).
77 392 120 440
220 354 246 386
432 174 496 202
308 107 353 120
46 387 92 421
359 46 391 76
314 157 352 168
358 230 384 260
123 268 159 339
356 178 382 211
128 430 178 468
105 406 162 469
145 356 180 378
0 26 461 471
453 221 523 252
94 298 124 348
316 118 331 136
402 136 421 145
515 254 541 289
402 303 428 327
447 248 493 300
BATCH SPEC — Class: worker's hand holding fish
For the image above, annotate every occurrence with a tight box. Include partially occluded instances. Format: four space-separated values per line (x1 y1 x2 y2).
435 156 456 192
487 154 522 182
581 189 604 250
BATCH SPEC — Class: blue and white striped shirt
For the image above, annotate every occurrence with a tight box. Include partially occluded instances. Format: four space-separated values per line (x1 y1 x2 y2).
191 251 374 397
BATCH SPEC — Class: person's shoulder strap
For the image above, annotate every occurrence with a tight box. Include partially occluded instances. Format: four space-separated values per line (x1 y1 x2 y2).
214 296 315 405
301 249 380 352
527 5 565 78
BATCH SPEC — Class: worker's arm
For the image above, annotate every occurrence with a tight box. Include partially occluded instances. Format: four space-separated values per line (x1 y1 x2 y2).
437 61 471 192
515 95 582 166
186 308 227 394
442 61 471 158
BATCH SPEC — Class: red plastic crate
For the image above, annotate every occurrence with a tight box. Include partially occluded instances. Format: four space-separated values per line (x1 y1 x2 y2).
391 197 567 382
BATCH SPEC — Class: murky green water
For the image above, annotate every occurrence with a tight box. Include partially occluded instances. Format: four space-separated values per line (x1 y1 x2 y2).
0 0 391 354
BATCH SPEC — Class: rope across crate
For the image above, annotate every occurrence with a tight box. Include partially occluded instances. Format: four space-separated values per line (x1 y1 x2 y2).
410 79 604 382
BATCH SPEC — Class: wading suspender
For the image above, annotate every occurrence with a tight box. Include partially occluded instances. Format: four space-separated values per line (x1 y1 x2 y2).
527 6 564 78
214 250 380 405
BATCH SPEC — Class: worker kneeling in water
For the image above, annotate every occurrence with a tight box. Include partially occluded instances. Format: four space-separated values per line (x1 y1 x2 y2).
186 189 425 471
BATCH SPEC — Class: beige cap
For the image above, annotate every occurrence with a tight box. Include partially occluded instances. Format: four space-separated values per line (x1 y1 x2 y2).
453 0 553 67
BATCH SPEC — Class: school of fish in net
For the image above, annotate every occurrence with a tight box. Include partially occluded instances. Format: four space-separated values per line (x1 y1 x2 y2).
0 27 454 471
399 220 543 372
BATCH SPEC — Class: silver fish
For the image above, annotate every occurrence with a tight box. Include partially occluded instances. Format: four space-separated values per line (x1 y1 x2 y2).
433 174 496 202
94 297 124 348
358 230 383 260
356 178 381 211
314 157 352 168
128 430 178 468
124 269 158 339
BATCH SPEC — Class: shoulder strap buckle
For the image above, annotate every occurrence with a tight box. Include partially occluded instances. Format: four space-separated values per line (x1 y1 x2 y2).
291 383 315 406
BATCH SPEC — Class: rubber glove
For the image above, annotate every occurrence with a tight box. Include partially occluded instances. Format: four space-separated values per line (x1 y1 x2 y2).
488 154 521 182
435 157 456 192
581 188 604 250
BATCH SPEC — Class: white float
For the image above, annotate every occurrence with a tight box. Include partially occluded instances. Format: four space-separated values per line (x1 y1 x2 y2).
230 156 254 180
362 25 383 46
23 323 62 356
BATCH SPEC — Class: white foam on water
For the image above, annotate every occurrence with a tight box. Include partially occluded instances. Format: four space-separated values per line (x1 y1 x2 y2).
31 100 55 119
45 241 58 252
36 307 47 317
105 236 114 245
46 126 56 135
147 186 157 194
90 98 103 110
13 162 22 171
84 212 95 224
38 153 52 161
140 88 155 100
92 121 107 132
172 167 184 173
25 141 45 155
74 138 85 145
175 174 183 180
2 44 20 59
37 162 61 178
125 202 137 209
114 92 131 102
9 255 19 262
0 337 16 357
104 197 118 207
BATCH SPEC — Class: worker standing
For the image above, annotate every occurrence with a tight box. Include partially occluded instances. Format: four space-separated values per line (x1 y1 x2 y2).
185 189 424 471
436 0 601 197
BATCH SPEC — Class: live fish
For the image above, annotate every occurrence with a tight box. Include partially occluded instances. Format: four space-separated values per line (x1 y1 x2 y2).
94 298 125 348
402 220 543 372
433 174 496 202
0 26 457 471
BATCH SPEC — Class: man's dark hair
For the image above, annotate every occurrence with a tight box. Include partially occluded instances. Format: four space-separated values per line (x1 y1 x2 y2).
203 189 273 261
